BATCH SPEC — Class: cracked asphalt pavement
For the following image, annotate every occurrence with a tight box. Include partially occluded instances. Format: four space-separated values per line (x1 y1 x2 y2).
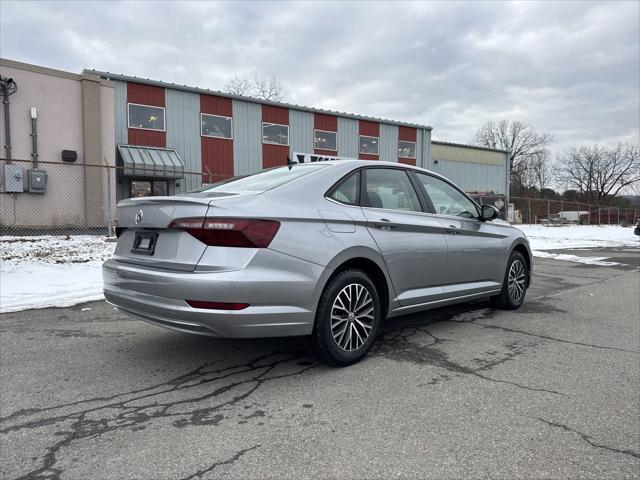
1 247 639 479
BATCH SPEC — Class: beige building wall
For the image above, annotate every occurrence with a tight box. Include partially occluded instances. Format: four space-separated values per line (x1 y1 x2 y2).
0 59 115 229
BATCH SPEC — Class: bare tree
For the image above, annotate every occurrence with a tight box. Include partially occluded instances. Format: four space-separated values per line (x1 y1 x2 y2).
224 75 252 96
253 75 283 102
555 143 640 202
224 75 283 101
523 149 553 191
474 120 553 186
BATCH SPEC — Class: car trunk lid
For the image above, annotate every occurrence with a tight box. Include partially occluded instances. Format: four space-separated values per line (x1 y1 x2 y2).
114 196 213 271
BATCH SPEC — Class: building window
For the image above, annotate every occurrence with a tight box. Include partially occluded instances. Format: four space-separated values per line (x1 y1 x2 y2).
262 122 289 146
127 103 165 131
398 140 416 159
201 113 233 139
129 180 169 198
314 129 337 151
359 135 379 155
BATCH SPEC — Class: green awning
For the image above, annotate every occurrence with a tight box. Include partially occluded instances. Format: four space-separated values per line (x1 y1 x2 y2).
117 145 184 178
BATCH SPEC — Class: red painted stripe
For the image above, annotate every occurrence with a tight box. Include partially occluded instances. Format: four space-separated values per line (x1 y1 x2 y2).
314 113 338 155
358 120 379 137
398 157 417 166
127 82 166 147
359 120 379 160
128 129 166 148
201 137 234 182
314 149 337 157
200 94 234 181
262 106 289 168
200 94 232 116
127 82 165 107
262 145 289 168
314 113 337 131
262 105 289 124
398 126 417 142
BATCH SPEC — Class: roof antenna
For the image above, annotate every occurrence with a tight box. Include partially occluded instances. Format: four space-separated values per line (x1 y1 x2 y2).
286 156 297 170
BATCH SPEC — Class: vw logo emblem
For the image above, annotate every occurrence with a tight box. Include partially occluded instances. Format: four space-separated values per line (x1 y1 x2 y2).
135 209 144 225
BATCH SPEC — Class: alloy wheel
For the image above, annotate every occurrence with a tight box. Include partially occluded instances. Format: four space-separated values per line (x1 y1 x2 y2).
330 283 375 352
507 259 526 303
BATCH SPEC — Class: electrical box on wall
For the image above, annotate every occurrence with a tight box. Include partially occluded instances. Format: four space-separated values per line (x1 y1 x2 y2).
27 169 47 194
2 164 24 193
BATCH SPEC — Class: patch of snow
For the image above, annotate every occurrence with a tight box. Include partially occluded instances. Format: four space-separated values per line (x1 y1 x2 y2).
530 251 622 267
0 236 115 313
515 225 639 251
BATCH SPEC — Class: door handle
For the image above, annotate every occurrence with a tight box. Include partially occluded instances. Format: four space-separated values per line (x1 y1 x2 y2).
374 219 395 230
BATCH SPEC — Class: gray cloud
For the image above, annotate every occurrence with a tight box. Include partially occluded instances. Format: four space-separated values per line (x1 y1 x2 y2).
1 0 638 153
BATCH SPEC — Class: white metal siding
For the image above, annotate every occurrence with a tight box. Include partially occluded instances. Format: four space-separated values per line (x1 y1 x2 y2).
289 109 314 156
113 80 127 145
379 124 398 162
337 117 358 158
421 129 431 169
232 100 262 175
431 160 506 194
166 89 201 192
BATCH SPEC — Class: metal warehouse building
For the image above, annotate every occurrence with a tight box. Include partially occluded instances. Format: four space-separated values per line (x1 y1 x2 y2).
0 58 509 230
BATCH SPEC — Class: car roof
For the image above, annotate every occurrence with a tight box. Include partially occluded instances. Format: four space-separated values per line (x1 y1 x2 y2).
313 159 441 177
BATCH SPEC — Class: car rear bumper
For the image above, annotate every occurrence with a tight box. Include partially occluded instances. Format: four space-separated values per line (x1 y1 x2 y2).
102 249 327 338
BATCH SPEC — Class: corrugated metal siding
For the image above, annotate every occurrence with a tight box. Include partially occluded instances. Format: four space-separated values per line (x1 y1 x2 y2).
431 143 504 165
232 100 262 175
416 129 424 168
201 94 234 182
379 124 398 162
431 160 506 194
337 117 358 158
114 80 127 145
289 109 314 156
166 89 201 192
127 82 166 147
423 129 431 169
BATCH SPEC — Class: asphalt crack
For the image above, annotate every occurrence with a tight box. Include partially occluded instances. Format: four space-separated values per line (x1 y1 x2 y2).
2 351 318 479
470 320 640 354
178 445 261 480
373 318 563 395
537 418 640 459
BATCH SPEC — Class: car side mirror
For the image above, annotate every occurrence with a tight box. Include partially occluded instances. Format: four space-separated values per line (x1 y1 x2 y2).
480 204 499 221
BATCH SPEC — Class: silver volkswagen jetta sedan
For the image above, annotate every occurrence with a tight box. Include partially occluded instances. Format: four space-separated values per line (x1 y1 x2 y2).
103 160 531 366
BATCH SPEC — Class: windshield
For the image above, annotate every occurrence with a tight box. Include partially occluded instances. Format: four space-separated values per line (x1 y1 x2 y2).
191 164 327 194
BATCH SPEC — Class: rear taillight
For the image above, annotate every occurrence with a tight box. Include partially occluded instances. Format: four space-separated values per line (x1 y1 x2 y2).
186 300 250 310
169 217 280 248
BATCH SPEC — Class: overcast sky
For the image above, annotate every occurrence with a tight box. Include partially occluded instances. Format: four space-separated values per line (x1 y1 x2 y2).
1 0 638 153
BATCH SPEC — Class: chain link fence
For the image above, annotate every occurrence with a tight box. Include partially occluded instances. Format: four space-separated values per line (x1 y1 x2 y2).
0 158 223 237
1 158 639 239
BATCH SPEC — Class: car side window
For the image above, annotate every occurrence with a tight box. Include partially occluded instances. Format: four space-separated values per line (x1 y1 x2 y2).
415 173 478 218
328 171 359 205
362 168 422 212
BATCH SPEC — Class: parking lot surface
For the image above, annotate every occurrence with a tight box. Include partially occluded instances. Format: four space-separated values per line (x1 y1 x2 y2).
1 248 639 479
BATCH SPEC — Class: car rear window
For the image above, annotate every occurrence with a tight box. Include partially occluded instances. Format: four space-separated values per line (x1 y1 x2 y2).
193 164 327 194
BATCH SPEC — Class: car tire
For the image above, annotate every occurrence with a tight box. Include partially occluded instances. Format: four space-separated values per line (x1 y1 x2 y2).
309 268 382 367
491 250 528 310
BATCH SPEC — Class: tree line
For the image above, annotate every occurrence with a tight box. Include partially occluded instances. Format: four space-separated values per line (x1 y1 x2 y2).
474 120 639 205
